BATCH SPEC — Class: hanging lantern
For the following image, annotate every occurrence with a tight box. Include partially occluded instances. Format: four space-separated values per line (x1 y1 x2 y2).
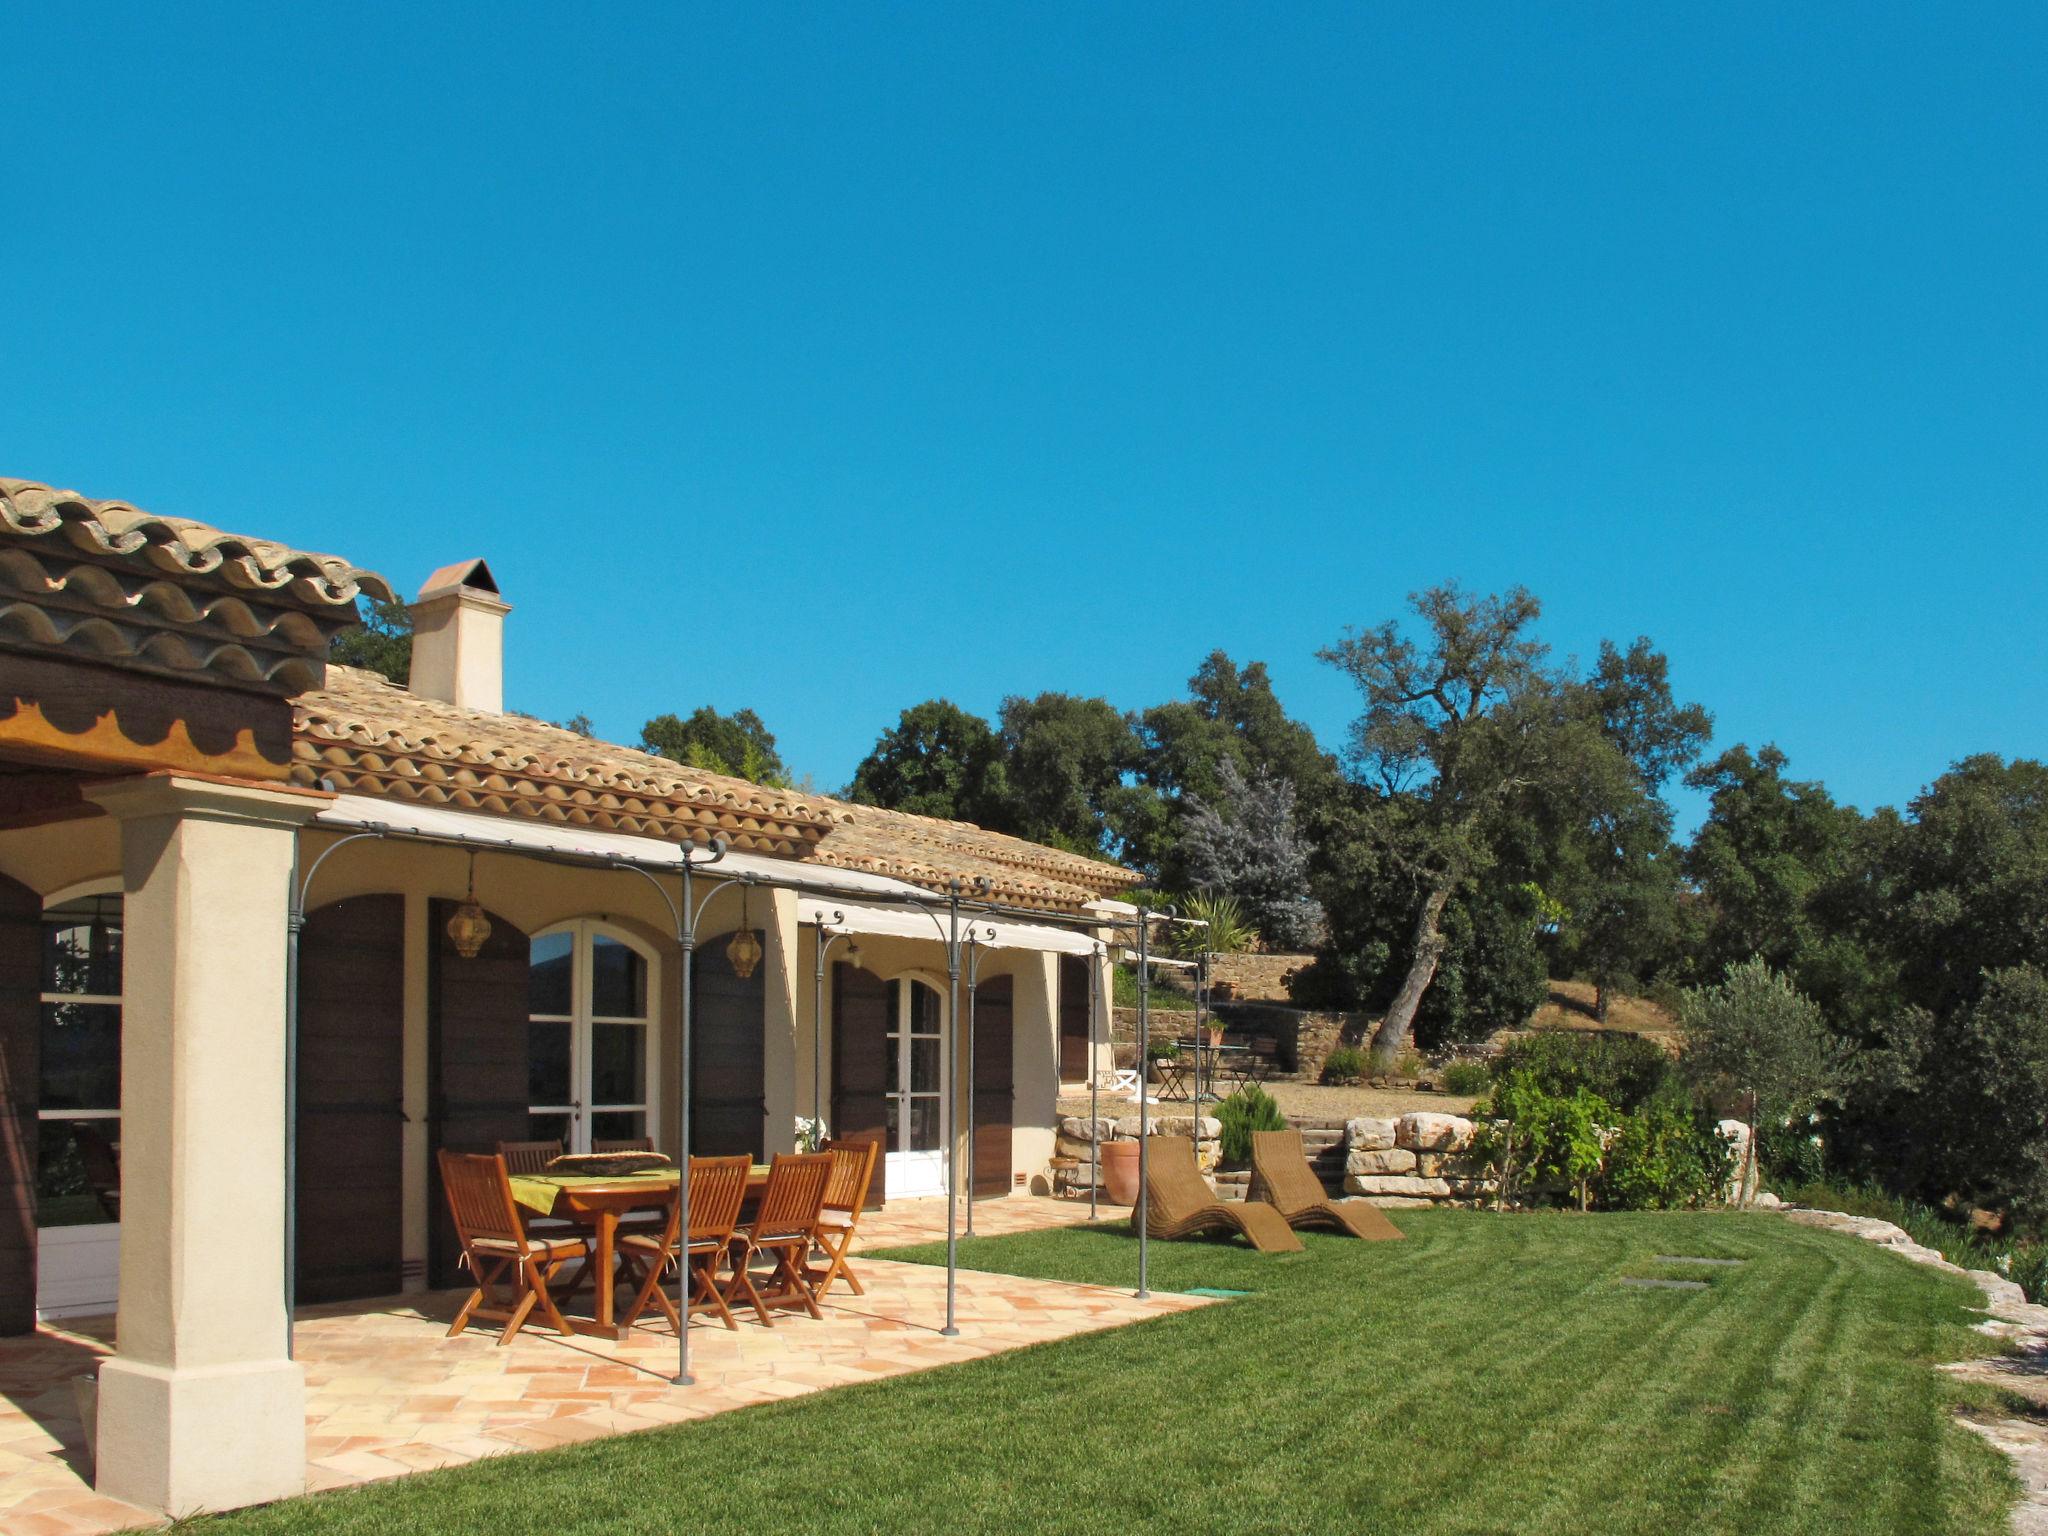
447 853 493 960
844 941 864 972
727 885 763 979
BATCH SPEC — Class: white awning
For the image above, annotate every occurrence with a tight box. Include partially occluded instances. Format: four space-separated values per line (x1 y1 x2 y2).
796 895 1101 958
312 795 1103 954
316 795 960 904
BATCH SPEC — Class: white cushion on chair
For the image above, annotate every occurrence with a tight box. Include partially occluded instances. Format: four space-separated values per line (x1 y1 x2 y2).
471 1234 589 1259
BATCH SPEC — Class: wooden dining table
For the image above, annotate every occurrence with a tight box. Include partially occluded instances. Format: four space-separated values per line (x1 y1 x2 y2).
509 1166 770 1340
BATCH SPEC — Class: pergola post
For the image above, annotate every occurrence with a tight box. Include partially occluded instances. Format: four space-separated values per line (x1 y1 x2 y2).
84 774 322 1516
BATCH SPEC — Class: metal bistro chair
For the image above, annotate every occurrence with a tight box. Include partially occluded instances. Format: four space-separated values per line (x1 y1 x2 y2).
617 1155 753 1333
725 1152 833 1327
806 1137 880 1298
438 1150 592 1345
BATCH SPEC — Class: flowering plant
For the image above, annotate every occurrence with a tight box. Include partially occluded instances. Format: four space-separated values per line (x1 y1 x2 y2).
795 1115 828 1153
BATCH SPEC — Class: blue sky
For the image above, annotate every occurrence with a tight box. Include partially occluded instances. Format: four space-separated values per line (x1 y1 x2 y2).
8 5 2044 826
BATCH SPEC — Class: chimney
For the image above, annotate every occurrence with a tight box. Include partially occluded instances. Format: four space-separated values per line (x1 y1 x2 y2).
407 559 510 713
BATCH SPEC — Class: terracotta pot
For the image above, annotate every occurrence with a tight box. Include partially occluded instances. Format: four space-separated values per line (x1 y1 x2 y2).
1100 1139 1143 1206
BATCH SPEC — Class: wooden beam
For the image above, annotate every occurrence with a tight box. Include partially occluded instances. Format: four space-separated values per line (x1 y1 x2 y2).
0 652 293 780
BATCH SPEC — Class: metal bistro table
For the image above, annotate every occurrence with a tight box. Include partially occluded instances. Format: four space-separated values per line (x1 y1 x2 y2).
1158 1039 1256 1102
508 1165 771 1340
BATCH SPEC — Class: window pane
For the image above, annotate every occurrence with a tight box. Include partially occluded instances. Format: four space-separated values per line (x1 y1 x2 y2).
908 1097 941 1151
591 1110 647 1145
910 1036 940 1094
36 1119 119 1227
908 983 940 1035
42 899 121 998
529 931 574 1017
886 1096 900 1140
528 1111 573 1148
590 1023 646 1105
590 936 646 1019
39 1003 121 1111
527 1020 572 1106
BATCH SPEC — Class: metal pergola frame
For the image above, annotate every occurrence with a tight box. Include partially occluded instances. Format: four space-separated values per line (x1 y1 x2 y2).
284 815 1201 1382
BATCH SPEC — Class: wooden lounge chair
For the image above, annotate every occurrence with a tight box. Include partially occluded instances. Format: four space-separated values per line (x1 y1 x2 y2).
438 1150 592 1345
617 1155 753 1332
1138 1135 1303 1253
1250 1129 1405 1241
725 1152 833 1326
807 1138 880 1297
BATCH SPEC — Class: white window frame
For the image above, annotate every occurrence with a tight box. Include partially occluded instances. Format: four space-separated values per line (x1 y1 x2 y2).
883 976 950 1197
36 878 124 1321
527 919 661 1154
36 878 124 1136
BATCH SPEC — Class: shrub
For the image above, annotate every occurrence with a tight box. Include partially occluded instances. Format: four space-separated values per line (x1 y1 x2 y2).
1757 1119 1828 1186
1491 1031 1675 1112
1471 1071 1613 1211
1215 1084 1287 1168
2007 1244 2048 1306
1440 1060 1491 1095
1321 1045 1367 1084
1602 1087 1732 1210
1171 891 1259 957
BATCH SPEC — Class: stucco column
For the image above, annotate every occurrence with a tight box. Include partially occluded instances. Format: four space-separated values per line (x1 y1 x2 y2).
83 774 322 1517
761 889 800 1155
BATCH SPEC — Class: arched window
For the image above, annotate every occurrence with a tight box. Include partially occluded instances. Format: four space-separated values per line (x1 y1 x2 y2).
526 921 659 1152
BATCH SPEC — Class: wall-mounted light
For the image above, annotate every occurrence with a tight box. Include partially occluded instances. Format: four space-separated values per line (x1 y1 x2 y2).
727 885 763 979
447 853 493 959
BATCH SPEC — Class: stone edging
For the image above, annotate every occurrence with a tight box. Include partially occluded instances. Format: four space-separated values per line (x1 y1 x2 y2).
1779 1208 2048 1534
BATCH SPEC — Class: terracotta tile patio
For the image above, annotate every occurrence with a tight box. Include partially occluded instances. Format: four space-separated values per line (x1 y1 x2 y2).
2 1196 1185 1536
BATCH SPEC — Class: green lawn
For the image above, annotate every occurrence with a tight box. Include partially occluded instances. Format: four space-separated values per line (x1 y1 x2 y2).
192 1211 2019 1535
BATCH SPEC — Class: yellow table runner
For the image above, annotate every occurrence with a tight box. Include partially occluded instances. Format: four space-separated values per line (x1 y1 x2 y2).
507 1165 770 1214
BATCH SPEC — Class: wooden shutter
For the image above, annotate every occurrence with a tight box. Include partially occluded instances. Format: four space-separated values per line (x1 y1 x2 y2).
972 974 1015 1198
296 895 405 1304
690 934 766 1159
0 875 39 1335
1058 954 1092 1081
426 899 528 1289
830 963 890 1208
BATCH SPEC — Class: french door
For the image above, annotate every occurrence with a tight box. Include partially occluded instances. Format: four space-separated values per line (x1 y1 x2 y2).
526 921 659 1151
885 979 948 1197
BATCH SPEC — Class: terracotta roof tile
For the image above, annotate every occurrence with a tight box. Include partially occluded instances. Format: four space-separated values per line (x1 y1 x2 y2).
0 478 394 608
293 666 1138 910
1 476 392 694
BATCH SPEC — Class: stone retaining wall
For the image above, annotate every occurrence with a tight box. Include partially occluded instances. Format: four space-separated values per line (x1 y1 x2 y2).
1204 952 1314 1004
1340 1112 1500 1206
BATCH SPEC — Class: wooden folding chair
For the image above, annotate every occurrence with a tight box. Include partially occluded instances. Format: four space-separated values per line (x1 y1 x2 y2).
593 1137 656 1154
495 1139 563 1175
807 1138 880 1298
438 1150 592 1345
725 1152 832 1327
617 1155 753 1333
